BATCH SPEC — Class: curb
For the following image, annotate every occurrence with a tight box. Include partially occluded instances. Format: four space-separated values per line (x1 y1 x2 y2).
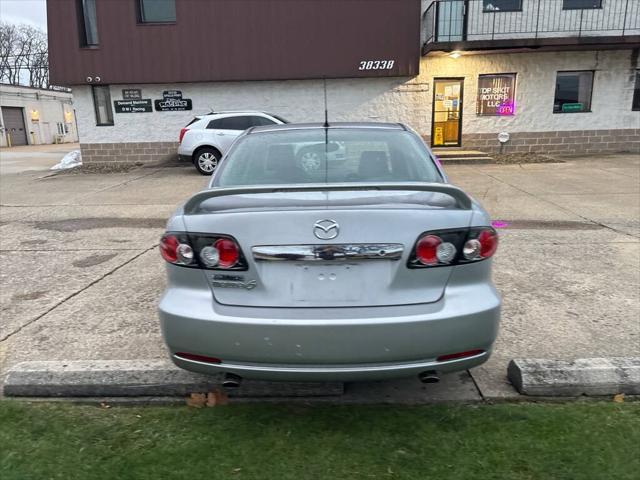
2 360 344 398
507 357 640 396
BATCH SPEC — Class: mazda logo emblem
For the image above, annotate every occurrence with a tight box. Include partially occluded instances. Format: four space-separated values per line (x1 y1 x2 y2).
313 219 339 240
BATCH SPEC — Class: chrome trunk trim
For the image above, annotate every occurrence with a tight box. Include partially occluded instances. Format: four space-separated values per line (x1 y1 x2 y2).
252 243 404 262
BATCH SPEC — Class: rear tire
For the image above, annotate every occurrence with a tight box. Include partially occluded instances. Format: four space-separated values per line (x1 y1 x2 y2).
193 147 221 176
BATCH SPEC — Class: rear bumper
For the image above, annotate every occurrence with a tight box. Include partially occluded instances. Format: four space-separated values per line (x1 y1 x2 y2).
171 351 491 382
159 275 501 381
176 144 193 159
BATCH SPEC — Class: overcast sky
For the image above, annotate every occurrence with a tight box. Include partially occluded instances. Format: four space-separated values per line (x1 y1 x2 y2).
0 0 47 30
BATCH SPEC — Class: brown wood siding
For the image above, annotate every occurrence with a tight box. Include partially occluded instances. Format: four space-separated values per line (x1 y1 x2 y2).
48 0 420 86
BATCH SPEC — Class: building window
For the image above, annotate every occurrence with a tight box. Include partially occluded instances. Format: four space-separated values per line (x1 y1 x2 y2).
483 0 522 12
563 0 602 9
553 71 594 113
138 0 176 23
77 0 99 46
633 71 640 111
92 86 114 126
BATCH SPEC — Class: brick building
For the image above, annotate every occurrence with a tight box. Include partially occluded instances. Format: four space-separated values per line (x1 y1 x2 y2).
46 0 640 164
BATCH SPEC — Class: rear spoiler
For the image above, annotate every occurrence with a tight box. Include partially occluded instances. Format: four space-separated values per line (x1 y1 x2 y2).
183 183 473 214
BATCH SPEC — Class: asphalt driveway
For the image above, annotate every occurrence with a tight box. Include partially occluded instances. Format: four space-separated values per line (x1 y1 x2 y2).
0 147 638 401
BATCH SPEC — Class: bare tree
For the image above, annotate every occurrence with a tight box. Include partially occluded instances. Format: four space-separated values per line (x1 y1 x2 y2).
0 22 19 84
0 22 49 88
24 26 49 88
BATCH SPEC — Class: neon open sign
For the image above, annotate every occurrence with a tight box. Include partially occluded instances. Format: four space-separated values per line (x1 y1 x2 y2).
477 74 517 116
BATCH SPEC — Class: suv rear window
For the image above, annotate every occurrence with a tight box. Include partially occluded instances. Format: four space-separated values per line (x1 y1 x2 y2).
266 113 289 123
207 115 276 130
215 128 442 186
248 116 277 127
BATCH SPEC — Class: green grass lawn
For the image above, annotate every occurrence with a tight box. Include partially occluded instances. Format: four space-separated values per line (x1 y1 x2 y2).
1 401 638 480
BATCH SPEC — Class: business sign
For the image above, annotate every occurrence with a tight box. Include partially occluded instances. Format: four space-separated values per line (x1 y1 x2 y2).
154 90 192 111
477 74 516 116
122 88 142 100
114 99 153 113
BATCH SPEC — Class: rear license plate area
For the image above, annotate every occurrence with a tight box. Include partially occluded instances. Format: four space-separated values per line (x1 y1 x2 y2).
293 263 362 302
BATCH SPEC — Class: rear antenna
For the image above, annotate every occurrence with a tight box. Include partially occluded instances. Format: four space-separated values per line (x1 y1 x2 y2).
323 78 329 128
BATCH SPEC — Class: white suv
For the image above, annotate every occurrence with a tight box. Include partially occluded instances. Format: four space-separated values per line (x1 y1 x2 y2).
178 111 288 175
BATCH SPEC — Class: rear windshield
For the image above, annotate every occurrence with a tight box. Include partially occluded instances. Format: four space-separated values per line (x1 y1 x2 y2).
214 128 442 187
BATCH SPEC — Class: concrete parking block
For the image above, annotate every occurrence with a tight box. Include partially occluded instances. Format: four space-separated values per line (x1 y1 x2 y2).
507 357 640 396
2 360 482 404
3 360 344 397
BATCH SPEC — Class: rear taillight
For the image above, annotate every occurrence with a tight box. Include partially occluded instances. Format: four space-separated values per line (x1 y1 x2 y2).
178 127 188 143
408 227 497 268
159 233 247 270
463 228 498 262
213 238 239 268
415 235 440 265
160 234 195 265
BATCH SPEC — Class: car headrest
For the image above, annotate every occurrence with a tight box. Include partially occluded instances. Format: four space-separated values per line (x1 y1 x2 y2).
358 150 389 178
266 144 296 171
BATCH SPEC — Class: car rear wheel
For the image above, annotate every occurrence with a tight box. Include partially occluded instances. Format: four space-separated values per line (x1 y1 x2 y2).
194 148 221 176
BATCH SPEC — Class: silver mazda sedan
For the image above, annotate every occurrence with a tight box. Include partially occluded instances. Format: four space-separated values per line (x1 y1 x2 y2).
158 123 500 383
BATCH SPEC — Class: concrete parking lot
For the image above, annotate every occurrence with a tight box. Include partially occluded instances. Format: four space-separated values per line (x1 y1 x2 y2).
0 146 638 401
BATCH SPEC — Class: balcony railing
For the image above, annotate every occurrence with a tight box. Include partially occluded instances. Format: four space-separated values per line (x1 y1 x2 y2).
424 0 640 47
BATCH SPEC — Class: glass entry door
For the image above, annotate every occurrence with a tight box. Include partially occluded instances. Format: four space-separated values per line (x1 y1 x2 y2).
432 78 463 148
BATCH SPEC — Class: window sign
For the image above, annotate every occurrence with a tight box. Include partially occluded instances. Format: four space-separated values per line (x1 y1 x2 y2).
477 74 516 116
154 90 193 111
122 89 142 100
114 99 153 113
561 103 584 113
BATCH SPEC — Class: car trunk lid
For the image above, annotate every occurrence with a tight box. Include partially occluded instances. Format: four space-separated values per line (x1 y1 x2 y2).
183 186 473 307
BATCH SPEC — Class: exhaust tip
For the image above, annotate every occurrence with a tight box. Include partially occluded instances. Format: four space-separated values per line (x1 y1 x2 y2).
222 373 242 388
418 370 440 384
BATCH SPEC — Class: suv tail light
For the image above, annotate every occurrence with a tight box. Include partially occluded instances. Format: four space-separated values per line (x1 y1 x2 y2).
160 233 247 270
408 227 498 268
178 128 188 143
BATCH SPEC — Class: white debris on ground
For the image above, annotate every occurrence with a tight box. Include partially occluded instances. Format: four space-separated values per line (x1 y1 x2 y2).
50 150 82 170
